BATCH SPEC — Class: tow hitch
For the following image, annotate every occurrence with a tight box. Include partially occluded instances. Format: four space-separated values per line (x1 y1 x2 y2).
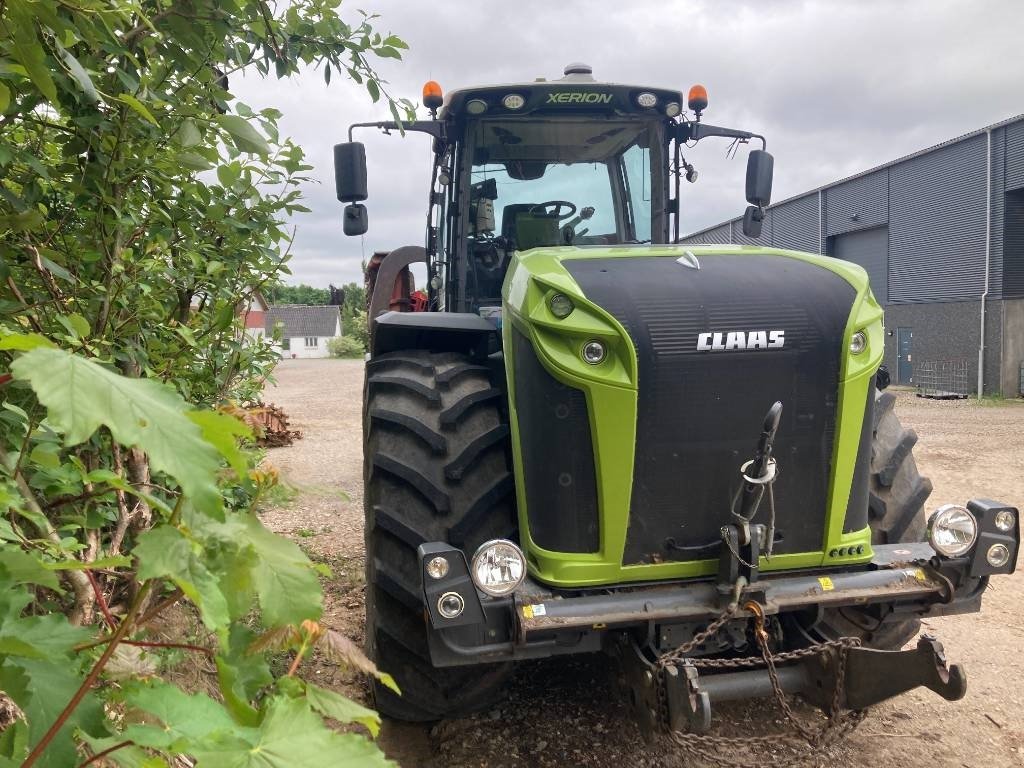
622 631 966 738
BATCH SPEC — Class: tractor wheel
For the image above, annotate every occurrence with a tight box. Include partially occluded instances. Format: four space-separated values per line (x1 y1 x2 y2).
363 350 515 721
797 389 933 650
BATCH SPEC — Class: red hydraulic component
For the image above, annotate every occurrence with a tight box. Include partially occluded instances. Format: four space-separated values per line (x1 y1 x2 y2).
365 250 414 312
410 290 428 312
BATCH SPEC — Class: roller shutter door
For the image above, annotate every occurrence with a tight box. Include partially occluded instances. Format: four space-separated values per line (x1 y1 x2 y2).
832 225 889 305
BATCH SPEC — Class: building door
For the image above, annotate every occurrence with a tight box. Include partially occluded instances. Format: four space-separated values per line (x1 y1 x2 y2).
830 226 889 304
897 327 913 384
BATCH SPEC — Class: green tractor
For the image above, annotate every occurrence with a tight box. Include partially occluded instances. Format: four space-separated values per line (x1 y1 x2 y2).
333 63 1019 735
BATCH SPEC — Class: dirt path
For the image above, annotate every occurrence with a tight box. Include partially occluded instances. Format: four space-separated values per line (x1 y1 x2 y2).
262 359 1024 768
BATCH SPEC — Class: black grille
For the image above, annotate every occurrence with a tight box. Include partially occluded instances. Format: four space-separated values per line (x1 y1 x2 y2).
512 328 599 552
565 254 857 564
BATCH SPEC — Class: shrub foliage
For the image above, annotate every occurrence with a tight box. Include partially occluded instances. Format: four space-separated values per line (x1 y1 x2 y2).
0 0 411 764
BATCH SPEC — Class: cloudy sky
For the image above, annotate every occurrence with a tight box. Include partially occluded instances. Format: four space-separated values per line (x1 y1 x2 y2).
234 0 1024 288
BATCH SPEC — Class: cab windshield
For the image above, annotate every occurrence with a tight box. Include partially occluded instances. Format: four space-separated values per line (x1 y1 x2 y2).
466 119 663 249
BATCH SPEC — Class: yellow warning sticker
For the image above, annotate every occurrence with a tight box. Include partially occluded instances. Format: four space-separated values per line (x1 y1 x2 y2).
818 576 835 591
913 568 928 582
522 605 534 619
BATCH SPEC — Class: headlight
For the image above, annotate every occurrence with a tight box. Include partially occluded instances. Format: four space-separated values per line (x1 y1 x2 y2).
636 92 657 108
994 509 1016 532
471 539 526 597
502 93 525 110
986 543 1011 568
466 98 488 115
549 293 574 319
437 591 465 618
665 101 681 117
425 556 449 579
581 340 606 365
927 504 978 557
849 330 867 354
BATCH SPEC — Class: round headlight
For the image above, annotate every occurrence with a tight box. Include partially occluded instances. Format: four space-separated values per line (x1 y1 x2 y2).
466 98 488 115
636 92 657 108
986 543 1011 568
502 93 525 110
927 504 978 557
549 293 575 318
664 101 681 117
425 556 449 580
994 509 1016 532
471 539 526 597
582 340 606 365
849 330 867 354
437 591 465 618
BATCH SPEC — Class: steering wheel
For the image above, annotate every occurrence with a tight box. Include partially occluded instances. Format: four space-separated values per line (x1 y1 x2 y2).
530 200 577 220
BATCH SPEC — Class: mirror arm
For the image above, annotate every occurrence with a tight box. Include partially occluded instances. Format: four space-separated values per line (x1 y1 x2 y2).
348 120 446 142
678 122 766 150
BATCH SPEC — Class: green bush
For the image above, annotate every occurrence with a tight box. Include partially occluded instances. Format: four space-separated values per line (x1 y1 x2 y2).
328 335 366 358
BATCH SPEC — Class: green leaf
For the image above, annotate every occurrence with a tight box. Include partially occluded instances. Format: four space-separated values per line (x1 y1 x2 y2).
216 164 240 188
6 7 57 104
124 680 236 751
10 347 224 516
0 83 9 114
216 114 270 155
186 410 252 477
176 152 213 171
0 658 105 768
365 79 380 103
0 614 90 658
56 42 98 103
304 682 380 737
176 118 202 148
240 514 322 626
117 93 159 127
66 312 90 338
135 526 229 630
215 626 271 726
0 548 60 590
0 333 56 351
192 696 394 768
0 719 28 764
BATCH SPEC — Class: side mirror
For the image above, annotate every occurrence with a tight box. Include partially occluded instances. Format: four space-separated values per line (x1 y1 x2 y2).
745 149 774 208
742 205 764 238
343 203 368 236
334 142 367 203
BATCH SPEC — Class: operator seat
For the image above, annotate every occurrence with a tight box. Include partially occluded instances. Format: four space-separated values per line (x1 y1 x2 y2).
500 204 561 251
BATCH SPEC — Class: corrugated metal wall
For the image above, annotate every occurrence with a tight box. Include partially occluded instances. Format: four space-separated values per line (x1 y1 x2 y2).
824 170 888 237
888 133 988 303
772 195 820 252
684 118 1023 304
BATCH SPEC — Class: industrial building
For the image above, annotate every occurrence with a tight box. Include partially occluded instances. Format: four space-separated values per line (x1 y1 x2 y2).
684 114 1024 396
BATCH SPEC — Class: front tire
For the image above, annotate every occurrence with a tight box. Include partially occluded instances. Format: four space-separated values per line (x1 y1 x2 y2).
363 350 515 720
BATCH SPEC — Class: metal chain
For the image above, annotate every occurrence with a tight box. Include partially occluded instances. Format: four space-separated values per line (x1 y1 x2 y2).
656 598 869 768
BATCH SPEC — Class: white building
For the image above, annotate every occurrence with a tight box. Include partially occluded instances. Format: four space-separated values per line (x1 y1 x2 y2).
265 305 341 359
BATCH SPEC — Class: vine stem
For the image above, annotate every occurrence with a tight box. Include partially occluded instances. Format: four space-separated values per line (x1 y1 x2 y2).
76 740 133 768
20 581 152 768
85 570 117 631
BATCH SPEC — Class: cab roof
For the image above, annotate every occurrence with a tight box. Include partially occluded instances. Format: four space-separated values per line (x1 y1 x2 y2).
440 63 684 121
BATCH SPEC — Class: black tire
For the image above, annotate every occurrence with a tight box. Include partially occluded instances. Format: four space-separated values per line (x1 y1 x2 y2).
363 350 515 721
807 389 933 650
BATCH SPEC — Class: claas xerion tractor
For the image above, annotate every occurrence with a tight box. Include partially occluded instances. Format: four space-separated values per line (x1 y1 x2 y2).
332 63 1020 739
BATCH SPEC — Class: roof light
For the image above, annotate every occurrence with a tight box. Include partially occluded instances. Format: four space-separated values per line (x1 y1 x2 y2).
688 84 708 116
466 98 488 115
636 92 657 108
665 101 681 118
502 93 525 110
423 81 443 111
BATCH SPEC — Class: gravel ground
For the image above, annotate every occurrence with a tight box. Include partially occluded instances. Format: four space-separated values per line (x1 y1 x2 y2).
261 359 1024 768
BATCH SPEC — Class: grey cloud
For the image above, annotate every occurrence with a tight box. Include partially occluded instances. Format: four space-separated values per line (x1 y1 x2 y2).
234 0 1024 286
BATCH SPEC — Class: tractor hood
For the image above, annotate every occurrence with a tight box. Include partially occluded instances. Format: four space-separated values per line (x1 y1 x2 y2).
501 244 885 587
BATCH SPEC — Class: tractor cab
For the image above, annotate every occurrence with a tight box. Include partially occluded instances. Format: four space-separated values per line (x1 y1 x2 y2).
335 62 771 316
